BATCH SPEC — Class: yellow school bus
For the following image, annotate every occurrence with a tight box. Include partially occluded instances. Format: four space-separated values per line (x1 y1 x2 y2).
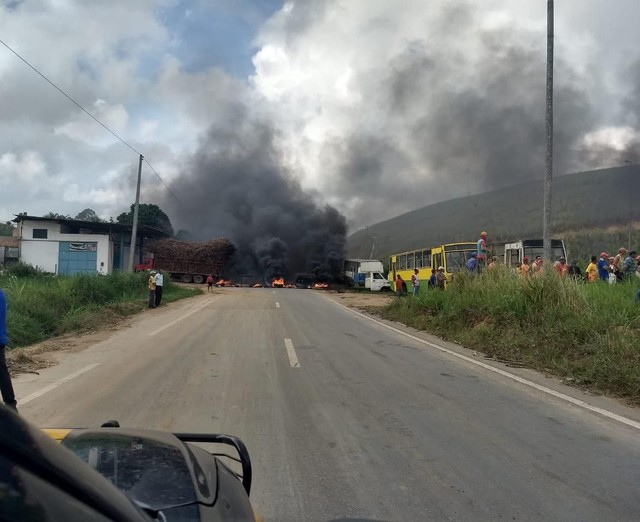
389 242 477 291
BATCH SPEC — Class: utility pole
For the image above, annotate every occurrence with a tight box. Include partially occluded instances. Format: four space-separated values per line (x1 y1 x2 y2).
369 236 376 259
127 154 143 271
543 0 554 262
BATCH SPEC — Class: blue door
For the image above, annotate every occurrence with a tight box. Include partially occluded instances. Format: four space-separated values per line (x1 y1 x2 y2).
58 242 98 275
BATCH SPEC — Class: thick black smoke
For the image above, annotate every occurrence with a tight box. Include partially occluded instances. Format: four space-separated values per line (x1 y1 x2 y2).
164 108 346 281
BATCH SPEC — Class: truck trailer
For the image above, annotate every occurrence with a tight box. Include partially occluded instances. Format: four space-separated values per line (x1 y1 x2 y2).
135 238 235 284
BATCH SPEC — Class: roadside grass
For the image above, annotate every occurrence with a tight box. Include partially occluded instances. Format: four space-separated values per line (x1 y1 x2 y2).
1 271 200 348
380 267 640 404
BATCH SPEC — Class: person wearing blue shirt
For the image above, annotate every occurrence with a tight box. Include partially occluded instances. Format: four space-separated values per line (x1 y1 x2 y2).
466 252 479 273
597 252 610 282
0 288 17 411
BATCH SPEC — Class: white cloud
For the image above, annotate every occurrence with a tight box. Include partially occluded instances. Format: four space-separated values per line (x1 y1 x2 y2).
0 150 47 185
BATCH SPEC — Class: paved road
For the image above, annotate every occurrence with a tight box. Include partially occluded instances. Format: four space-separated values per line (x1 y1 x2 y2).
13 288 640 521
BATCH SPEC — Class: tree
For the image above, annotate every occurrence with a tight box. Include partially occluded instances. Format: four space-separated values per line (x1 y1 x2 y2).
43 211 71 219
117 203 174 236
176 229 194 240
0 221 15 237
75 208 103 222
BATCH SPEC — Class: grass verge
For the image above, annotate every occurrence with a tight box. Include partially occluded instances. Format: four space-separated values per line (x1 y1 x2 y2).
379 268 640 404
1 270 201 348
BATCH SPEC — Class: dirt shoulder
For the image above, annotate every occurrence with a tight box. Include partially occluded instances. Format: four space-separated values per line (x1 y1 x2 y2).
323 290 395 312
7 285 215 376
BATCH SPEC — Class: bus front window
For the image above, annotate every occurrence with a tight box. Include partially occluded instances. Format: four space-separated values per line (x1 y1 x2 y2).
445 251 473 272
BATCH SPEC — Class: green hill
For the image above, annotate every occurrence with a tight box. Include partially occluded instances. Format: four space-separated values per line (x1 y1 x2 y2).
347 165 640 263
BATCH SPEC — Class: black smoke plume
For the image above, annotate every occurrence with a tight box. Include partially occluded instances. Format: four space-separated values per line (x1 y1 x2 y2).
164 109 346 282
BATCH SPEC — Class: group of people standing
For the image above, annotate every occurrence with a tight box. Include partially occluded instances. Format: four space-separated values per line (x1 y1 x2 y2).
396 266 447 297
584 248 640 283
148 270 164 308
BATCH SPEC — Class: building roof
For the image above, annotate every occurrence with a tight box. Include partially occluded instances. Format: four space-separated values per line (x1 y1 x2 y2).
13 215 171 238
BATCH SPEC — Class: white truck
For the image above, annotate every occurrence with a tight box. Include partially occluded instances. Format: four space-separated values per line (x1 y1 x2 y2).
344 259 391 291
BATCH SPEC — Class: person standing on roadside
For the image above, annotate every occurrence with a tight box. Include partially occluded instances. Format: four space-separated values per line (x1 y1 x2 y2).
206 274 214 292
395 274 405 297
428 269 437 289
567 259 582 280
586 256 599 283
613 247 627 281
622 250 638 281
519 257 531 277
148 271 157 308
154 270 164 306
531 256 544 275
0 288 17 412
411 268 420 296
476 231 488 269
554 257 568 277
436 266 447 289
597 252 610 282
466 252 479 274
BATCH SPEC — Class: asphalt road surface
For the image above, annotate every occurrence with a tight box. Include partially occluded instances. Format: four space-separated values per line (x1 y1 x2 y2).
13 288 640 521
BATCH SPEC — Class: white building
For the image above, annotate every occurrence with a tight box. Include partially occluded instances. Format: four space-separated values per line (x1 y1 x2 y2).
13 215 169 275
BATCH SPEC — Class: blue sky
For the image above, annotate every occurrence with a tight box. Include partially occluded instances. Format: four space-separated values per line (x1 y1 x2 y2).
160 0 283 78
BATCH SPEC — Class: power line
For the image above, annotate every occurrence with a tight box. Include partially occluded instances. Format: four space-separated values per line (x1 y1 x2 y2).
0 36 187 209
144 158 187 208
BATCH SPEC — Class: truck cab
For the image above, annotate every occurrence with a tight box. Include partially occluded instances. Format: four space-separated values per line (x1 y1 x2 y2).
365 271 390 291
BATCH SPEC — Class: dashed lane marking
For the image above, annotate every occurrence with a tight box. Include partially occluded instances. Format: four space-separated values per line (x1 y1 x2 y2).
284 338 300 368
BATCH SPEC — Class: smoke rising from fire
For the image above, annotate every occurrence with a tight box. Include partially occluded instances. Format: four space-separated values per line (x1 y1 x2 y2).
164 108 346 281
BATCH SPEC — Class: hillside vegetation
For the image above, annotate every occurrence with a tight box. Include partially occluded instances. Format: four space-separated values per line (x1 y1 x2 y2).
347 165 639 263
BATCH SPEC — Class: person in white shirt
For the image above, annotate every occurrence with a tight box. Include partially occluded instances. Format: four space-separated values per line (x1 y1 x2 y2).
411 268 420 296
154 271 164 307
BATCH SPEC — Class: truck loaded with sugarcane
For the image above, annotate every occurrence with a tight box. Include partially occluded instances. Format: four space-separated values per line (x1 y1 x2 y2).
135 238 236 283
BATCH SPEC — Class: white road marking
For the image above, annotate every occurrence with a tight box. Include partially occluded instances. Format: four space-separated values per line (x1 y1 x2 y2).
276 302 280 308
284 338 300 368
150 297 218 336
327 297 640 432
20 363 101 405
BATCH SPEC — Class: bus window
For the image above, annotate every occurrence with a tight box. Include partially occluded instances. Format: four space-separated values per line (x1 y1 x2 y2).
445 251 469 272
424 251 432 269
416 252 422 268
407 252 414 269
399 254 406 270
433 253 443 271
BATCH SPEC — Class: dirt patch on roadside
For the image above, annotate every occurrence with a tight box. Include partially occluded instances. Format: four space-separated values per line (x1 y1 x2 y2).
324 290 395 313
7 313 142 377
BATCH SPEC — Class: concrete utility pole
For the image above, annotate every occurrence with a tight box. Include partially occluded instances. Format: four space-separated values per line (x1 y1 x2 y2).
543 0 554 262
127 154 144 271
542 0 553 262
